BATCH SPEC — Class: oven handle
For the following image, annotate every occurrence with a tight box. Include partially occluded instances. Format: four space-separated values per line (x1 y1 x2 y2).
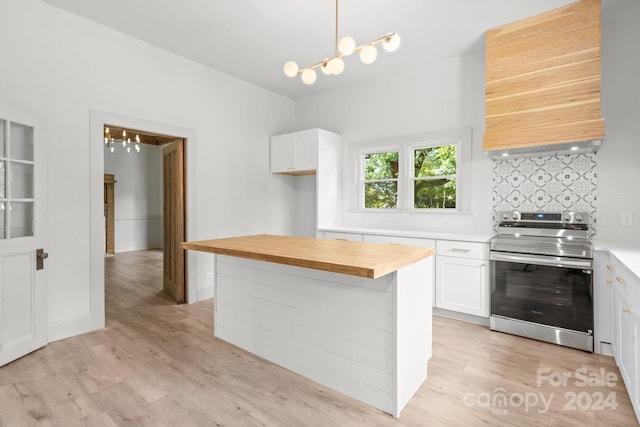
490 252 593 269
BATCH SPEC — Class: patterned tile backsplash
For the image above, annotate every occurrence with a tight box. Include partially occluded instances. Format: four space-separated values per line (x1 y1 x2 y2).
492 153 597 237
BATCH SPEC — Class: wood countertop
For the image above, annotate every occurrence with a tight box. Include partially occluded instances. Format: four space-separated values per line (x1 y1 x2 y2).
182 234 435 279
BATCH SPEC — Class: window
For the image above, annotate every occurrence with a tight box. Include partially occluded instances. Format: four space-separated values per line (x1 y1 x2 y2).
363 151 399 208
413 144 457 209
354 128 470 212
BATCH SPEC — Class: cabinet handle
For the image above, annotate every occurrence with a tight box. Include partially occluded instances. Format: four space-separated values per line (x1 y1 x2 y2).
450 248 471 253
606 280 612 284
607 265 615 271
335 238 348 241
616 277 625 284
623 307 631 314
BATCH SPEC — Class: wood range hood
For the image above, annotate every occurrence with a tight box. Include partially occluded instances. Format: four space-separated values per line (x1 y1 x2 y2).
483 0 605 158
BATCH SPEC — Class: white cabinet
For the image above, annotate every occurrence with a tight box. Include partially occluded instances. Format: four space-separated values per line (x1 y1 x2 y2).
269 129 341 237
324 231 363 242
607 255 640 422
435 240 490 317
594 251 614 354
271 130 317 174
363 234 436 249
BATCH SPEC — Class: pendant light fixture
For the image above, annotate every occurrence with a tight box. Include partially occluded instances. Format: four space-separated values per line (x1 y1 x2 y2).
283 0 400 85
104 127 141 153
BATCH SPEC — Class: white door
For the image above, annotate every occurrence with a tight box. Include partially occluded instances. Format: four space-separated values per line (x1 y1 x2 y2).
0 105 47 367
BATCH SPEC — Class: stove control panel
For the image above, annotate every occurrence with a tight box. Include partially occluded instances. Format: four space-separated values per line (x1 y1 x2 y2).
498 211 589 224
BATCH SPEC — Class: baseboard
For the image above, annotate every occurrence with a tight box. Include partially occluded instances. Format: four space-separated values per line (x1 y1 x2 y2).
433 307 490 327
197 286 214 302
48 314 98 343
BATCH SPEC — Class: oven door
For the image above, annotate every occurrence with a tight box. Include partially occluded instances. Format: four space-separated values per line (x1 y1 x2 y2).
490 252 593 334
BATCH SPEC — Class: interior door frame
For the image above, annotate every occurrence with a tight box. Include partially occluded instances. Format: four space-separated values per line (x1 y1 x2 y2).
89 110 198 330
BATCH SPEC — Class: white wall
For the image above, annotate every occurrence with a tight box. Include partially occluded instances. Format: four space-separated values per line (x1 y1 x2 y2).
104 144 163 252
0 0 294 341
295 50 493 236
597 0 640 244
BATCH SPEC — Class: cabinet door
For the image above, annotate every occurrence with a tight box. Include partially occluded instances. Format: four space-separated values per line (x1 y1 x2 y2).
436 256 489 317
617 289 635 400
594 251 614 353
271 134 294 173
293 131 317 172
324 231 363 242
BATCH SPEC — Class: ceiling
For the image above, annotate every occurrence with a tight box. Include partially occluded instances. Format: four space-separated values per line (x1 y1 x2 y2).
40 0 577 100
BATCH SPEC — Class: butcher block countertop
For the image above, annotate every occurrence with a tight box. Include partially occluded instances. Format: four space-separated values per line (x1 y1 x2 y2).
182 234 435 279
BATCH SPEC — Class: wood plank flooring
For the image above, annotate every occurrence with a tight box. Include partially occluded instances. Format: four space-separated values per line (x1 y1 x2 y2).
0 249 637 426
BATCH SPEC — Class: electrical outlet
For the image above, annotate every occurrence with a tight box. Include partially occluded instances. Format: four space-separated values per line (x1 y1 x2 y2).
621 212 633 226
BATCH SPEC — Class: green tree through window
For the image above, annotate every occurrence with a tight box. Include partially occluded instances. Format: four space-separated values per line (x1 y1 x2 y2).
363 151 399 208
413 145 457 209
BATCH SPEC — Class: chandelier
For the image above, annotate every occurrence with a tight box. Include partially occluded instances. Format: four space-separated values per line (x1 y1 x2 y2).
283 0 400 85
104 127 141 153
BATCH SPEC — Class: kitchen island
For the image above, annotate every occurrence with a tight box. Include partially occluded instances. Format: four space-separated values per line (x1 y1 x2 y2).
182 234 435 417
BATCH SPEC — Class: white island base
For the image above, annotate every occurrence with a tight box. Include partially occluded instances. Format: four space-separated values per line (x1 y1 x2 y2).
213 254 433 418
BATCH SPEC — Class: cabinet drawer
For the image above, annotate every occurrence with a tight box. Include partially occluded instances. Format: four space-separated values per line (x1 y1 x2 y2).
324 231 363 242
363 234 435 249
436 240 489 259
609 257 638 306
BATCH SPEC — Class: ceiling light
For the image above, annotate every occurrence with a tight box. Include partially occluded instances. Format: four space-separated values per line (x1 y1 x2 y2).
104 127 141 154
283 0 400 85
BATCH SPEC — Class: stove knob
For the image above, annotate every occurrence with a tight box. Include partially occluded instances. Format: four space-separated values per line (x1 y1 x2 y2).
512 211 520 220
502 213 509 220
564 214 572 222
575 214 584 222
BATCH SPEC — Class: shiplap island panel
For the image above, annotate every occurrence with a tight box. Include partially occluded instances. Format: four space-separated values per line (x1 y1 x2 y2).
182 234 435 418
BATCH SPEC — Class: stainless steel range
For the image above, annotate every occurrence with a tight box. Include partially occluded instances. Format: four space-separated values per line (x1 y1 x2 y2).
490 211 594 352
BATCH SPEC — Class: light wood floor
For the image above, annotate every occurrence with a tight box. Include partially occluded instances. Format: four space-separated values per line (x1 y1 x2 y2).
0 249 637 426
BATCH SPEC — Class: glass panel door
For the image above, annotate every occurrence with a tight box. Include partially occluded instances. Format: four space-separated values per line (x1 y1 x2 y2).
0 120 35 239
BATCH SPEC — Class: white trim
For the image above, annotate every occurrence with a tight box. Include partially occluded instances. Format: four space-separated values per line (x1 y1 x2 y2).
89 110 198 335
350 127 472 213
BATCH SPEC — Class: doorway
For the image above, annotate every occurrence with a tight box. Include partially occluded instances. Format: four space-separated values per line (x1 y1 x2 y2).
103 124 187 305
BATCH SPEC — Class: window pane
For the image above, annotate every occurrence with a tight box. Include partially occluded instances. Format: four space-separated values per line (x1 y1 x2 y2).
9 201 33 238
10 122 34 161
365 181 397 208
414 178 456 209
0 119 5 157
10 162 33 198
364 152 399 180
0 161 5 198
0 202 5 239
414 145 456 177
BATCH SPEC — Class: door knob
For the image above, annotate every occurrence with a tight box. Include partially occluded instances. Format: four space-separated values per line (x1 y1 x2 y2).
36 249 49 271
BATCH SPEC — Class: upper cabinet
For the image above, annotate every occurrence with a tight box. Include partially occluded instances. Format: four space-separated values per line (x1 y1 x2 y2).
271 129 317 175
483 0 605 157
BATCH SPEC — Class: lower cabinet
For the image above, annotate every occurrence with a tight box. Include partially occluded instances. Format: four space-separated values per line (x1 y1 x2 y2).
435 240 490 317
607 254 640 421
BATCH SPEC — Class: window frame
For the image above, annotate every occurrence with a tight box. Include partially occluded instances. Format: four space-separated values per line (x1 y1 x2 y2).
352 128 471 213
358 145 401 210
407 138 460 211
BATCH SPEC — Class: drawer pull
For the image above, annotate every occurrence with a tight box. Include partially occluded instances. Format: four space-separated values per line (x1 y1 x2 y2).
616 277 625 284
606 280 612 284
607 265 615 271
623 307 631 314
450 248 471 253
335 238 348 241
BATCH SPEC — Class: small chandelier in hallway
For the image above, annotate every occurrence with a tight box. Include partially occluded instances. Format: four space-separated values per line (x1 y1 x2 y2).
104 127 141 153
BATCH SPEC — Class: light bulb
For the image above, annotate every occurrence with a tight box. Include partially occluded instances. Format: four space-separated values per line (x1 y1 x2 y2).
328 57 344 75
136 144 141 152
339 36 356 55
104 137 108 145
360 44 377 64
284 61 299 77
127 146 131 153
136 135 140 143
301 68 317 85
110 146 114 153
321 61 332 75
382 33 401 52
122 139 126 147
